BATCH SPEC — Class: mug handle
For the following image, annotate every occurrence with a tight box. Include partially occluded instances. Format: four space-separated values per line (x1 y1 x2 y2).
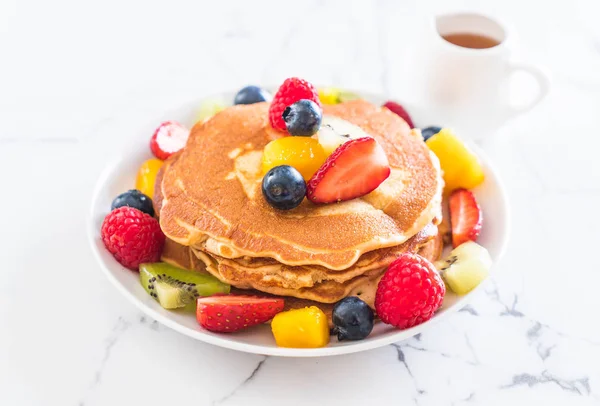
505 62 550 118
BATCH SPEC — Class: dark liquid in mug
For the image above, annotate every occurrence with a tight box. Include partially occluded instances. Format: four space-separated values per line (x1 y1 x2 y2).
442 33 500 49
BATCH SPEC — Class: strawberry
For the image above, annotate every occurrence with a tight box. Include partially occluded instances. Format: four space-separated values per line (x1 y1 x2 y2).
196 295 285 333
449 188 482 248
150 121 189 160
269 77 321 132
382 101 415 128
306 137 390 203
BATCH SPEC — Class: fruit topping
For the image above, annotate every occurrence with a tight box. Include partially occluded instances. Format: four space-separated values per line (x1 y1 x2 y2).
375 253 445 329
197 295 284 333
196 98 226 123
425 128 485 193
111 189 155 217
337 90 360 103
140 262 230 309
101 207 165 270
317 116 372 156
135 158 164 199
262 136 326 181
234 85 272 105
382 101 415 128
421 126 442 142
262 165 307 210
271 306 330 348
282 99 322 136
306 137 390 204
269 77 321 132
437 241 492 295
150 121 189 160
318 87 341 105
332 297 374 341
318 87 360 105
449 189 483 248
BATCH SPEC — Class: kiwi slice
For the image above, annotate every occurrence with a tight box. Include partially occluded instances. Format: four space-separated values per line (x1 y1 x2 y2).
140 262 230 309
337 90 361 103
436 241 492 295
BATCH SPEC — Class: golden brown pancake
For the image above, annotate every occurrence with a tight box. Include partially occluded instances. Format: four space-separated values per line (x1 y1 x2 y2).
191 222 436 286
155 99 445 316
157 100 443 270
190 225 437 303
159 222 438 303
161 232 444 326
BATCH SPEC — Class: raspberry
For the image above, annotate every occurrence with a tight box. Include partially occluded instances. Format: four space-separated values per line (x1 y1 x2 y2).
101 207 165 270
269 77 320 132
375 253 445 329
382 101 415 129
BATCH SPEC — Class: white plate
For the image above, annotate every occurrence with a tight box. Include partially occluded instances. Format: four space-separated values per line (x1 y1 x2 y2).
88 90 510 357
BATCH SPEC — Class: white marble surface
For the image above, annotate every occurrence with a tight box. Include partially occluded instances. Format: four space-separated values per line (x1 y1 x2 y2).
2 0 600 405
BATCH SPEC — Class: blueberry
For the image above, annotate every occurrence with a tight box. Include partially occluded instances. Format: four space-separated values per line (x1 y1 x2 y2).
111 189 155 216
234 85 272 105
421 126 442 141
262 165 306 210
332 297 374 341
282 99 322 136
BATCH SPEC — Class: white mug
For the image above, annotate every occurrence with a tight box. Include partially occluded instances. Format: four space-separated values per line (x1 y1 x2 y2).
408 12 549 139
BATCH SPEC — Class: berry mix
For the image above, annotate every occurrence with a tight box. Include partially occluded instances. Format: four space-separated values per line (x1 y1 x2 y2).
99 77 492 348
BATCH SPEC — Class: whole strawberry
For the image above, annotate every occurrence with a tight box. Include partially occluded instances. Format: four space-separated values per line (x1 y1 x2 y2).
375 253 445 329
269 77 321 132
101 207 165 270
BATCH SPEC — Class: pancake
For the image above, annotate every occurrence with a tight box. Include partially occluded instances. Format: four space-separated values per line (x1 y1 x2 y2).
159 182 441 304
161 232 444 325
191 222 438 290
190 226 437 303
160 222 439 303
157 100 443 270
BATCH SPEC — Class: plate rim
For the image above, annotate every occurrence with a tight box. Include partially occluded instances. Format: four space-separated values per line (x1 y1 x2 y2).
87 94 510 358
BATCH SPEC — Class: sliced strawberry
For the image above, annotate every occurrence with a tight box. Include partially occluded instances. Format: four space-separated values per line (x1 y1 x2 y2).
307 137 391 204
382 101 414 128
449 189 483 248
196 295 284 333
150 121 190 160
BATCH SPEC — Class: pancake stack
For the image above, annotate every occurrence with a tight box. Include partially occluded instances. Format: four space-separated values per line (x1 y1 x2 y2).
155 100 444 316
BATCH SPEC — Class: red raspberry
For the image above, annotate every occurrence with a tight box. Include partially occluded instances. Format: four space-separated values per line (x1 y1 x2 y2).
101 207 165 270
269 77 321 131
375 253 445 329
382 101 415 128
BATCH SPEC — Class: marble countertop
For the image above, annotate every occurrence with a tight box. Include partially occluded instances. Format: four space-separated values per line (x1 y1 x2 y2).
2 0 600 405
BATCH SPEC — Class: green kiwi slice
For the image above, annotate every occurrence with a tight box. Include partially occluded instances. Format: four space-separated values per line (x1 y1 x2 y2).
337 90 361 103
140 262 230 309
